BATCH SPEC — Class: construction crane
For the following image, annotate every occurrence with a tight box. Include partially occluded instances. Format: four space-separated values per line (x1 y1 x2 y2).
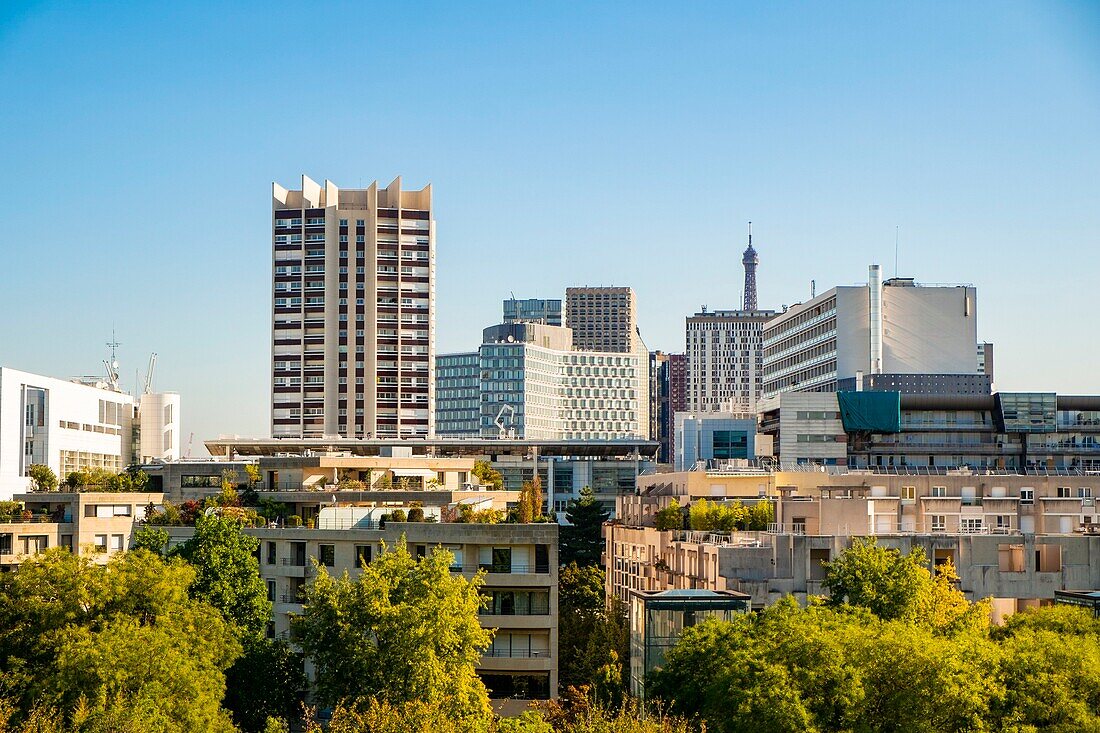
143 353 158 394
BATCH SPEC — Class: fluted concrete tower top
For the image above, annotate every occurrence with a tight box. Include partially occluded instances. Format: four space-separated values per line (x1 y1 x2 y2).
742 222 758 311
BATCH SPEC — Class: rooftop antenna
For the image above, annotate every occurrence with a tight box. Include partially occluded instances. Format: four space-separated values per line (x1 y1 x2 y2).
103 329 121 391
811 279 816 299
894 225 899 278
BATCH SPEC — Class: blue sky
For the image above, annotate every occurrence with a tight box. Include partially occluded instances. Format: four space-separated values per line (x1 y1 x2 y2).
1 1 1098 452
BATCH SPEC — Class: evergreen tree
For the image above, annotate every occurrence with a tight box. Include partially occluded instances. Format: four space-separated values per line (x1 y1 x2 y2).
560 487 609 567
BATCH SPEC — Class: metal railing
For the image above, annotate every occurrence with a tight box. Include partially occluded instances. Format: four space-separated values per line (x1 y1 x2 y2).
0 515 70 524
480 605 551 616
472 563 550 574
483 649 551 659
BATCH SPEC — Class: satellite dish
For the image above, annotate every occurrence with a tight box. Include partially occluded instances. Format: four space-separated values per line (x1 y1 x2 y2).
506 335 515 342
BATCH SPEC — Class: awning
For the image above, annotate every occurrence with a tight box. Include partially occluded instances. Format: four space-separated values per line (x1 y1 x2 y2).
302 474 326 487
388 468 439 479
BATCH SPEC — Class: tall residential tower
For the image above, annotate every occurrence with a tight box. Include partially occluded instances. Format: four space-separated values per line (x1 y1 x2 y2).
271 176 435 440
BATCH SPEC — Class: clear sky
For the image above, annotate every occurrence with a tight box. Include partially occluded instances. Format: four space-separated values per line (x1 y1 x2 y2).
1 1 1098 453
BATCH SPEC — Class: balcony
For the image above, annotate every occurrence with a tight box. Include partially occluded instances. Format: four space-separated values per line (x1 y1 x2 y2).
475 563 551 574
483 649 551 659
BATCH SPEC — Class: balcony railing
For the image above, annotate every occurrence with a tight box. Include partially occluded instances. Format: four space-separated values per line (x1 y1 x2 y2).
483 649 551 658
475 563 550 574
480 605 551 616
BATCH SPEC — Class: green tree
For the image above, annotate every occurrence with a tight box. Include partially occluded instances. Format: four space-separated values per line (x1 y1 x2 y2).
688 499 747 532
407 506 426 522
26 464 58 492
170 513 271 638
132 524 169 555
244 463 262 488
517 477 544 523
0 549 241 732
471 460 504 490
558 563 629 705
821 537 930 621
295 541 492 721
560 487 611 567
653 499 683 531
744 500 773 531
224 638 306 733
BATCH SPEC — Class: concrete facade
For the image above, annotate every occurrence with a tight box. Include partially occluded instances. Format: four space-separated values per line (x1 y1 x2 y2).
685 309 776 414
0 491 164 566
762 267 978 397
607 468 1100 620
272 176 434 440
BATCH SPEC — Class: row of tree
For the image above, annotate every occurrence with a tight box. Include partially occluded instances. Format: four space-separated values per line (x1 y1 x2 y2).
654 497 773 532
26 464 151 493
648 538 1100 732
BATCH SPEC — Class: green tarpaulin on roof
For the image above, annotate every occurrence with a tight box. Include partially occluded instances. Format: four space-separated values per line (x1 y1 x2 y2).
837 391 901 433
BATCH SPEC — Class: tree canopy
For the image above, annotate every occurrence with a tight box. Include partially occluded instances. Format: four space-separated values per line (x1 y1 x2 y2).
653 500 683 531
294 540 492 722
169 513 271 638
0 549 240 732
558 563 629 706
472 460 504 490
648 537 1100 733
560 487 610 567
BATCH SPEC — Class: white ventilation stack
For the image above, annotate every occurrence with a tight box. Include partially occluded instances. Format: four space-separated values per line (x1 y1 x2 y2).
868 264 883 375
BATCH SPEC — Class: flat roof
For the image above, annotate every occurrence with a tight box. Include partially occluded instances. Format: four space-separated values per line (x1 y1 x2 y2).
204 437 659 459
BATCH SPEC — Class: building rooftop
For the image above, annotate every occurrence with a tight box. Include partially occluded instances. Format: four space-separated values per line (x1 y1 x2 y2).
205 437 659 459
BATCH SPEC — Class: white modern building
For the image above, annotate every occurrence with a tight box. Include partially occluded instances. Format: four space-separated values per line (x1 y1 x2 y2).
0 367 180 500
762 265 979 398
272 175 435 440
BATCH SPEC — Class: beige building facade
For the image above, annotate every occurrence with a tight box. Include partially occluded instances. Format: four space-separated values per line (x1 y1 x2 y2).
607 468 1100 620
272 175 435 440
0 491 163 567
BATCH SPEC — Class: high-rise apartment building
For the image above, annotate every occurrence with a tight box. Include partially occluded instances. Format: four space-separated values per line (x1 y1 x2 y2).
272 176 434 440
565 287 640 353
761 266 978 398
685 308 775 414
503 298 562 326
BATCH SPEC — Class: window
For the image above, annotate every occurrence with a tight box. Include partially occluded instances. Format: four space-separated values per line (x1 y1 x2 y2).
491 547 512 573
1057 487 1072 498
356 545 372 567
267 580 276 602
266 541 276 565
901 486 916 501
931 486 947 498
93 534 108 552
931 515 946 532
318 544 335 567
960 518 983 534
1079 487 1093 498
1020 488 1034 504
